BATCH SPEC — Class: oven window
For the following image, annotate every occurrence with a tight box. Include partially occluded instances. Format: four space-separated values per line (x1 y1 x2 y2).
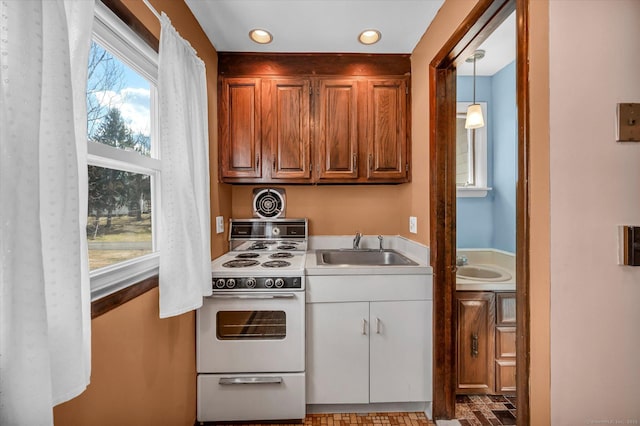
216 311 286 340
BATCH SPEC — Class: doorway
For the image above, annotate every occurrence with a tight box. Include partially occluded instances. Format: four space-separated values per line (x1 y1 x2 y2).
429 0 530 423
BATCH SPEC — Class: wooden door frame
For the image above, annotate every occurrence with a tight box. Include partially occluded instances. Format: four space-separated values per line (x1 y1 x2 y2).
429 0 530 422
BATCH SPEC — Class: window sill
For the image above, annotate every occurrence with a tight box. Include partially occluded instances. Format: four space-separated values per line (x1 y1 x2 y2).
90 253 159 302
457 186 492 198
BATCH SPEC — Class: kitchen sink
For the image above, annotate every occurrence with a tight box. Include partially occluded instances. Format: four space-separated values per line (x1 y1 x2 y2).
456 265 511 282
315 249 418 266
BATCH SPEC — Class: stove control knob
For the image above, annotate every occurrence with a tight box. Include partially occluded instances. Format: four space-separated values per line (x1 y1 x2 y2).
226 278 236 289
275 278 285 288
246 278 257 288
265 278 274 288
215 278 226 289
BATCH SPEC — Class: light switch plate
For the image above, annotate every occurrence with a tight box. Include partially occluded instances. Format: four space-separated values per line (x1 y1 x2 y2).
617 103 639 142
409 216 417 234
215 216 224 234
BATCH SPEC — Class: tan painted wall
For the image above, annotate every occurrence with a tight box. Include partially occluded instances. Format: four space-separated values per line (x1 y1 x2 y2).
232 185 410 236
528 1 551 424
549 1 640 422
53 289 195 425
54 1 225 424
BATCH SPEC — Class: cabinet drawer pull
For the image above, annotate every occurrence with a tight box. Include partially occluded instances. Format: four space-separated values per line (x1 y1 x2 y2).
376 317 381 334
362 319 367 335
353 153 357 171
369 154 373 171
255 154 260 170
471 333 479 358
219 376 283 385
272 158 276 171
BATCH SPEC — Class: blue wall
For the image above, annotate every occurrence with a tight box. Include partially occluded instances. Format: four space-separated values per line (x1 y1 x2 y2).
456 61 516 252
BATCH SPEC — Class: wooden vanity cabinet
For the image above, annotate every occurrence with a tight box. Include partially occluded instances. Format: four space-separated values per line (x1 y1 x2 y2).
455 292 495 394
495 292 516 394
455 291 516 395
217 53 411 184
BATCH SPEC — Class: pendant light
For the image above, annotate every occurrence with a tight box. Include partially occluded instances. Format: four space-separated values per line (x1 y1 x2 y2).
465 49 485 129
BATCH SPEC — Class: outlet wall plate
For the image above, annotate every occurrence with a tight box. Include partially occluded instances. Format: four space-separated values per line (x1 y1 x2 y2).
216 216 224 234
409 216 418 234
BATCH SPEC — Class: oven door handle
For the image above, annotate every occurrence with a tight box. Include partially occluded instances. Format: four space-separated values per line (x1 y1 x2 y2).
209 293 296 300
219 376 283 385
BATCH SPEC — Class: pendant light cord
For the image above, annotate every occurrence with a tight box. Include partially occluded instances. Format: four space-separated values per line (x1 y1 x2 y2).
472 55 477 104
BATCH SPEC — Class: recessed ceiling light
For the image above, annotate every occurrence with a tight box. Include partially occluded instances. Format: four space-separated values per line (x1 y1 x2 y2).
249 29 273 44
358 29 381 45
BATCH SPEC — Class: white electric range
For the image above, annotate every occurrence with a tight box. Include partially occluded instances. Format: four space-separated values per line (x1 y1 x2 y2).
197 218 308 423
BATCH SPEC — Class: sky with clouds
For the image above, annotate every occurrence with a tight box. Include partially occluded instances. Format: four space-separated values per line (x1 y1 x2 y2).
89 43 152 137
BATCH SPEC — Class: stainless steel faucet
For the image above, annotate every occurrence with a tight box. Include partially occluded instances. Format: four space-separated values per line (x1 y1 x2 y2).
456 255 468 266
353 232 362 249
378 235 383 251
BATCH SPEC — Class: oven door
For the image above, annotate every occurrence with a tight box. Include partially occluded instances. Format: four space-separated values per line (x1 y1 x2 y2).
197 291 305 373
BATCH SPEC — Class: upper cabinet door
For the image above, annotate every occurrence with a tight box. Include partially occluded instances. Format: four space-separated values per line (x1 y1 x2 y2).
316 78 359 180
219 77 262 179
366 78 408 181
264 79 311 180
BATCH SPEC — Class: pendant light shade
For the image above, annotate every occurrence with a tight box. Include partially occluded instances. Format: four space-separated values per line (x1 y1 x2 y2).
465 104 485 129
465 50 485 129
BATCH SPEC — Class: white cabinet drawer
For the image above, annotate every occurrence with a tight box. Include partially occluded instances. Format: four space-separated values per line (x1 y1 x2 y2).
306 274 432 303
197 373 305 422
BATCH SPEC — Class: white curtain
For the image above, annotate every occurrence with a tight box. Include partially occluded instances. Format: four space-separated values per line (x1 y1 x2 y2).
0 0 93 425
158 13 211 318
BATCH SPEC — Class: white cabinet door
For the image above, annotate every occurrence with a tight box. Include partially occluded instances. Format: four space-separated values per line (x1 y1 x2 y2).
369 300 432 403
306 302 370 404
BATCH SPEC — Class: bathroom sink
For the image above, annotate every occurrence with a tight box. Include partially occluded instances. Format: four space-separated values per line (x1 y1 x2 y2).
316 249 418 266
457 264 512 282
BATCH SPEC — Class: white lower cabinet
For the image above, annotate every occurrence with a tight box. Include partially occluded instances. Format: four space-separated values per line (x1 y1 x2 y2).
369 300 432 403
306 302 370 404
306 297 432 404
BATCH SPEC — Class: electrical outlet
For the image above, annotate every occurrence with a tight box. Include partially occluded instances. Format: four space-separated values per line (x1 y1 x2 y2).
409 216 417 234
216 216 224 234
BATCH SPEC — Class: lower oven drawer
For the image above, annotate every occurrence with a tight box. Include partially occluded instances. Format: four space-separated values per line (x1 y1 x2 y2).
197 372 305 422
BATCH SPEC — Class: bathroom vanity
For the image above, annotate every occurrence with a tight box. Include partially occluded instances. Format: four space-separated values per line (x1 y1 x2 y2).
455 291 516 395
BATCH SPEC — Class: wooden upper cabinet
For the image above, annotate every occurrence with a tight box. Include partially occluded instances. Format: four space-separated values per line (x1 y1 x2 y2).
217 53 411 184
316 79 359 180
263 79 311 181
366 78 408 181
219 78 262 179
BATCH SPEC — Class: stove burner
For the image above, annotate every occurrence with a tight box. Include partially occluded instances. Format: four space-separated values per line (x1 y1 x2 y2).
235 252 260 259
261 260 291 268
248 241 277 250
222 259 260 268
269 252 294 259
277 245 297 250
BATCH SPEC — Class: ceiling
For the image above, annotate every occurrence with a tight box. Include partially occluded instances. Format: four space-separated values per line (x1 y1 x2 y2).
184 0 444 54
183 1 515 76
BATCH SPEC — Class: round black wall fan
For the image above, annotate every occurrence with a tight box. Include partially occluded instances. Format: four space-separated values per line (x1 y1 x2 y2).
252 188 285 218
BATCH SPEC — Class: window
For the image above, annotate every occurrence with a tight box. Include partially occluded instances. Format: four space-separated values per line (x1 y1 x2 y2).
456 102 489 197
88 2 160 300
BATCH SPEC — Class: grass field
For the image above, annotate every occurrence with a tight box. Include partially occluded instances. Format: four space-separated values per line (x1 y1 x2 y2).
87 213 152 270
